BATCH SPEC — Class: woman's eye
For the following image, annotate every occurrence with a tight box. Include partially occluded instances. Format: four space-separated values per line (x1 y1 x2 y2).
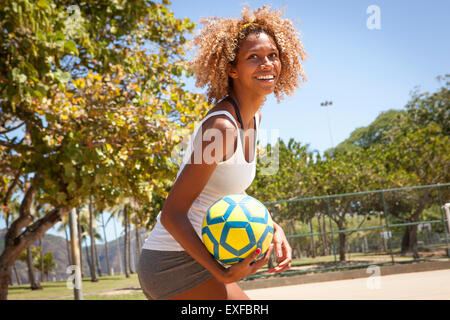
269 53 278 58
248 54 258 59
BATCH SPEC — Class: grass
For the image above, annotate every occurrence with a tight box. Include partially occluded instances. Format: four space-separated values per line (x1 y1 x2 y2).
7 273 145 300
8 250 448 299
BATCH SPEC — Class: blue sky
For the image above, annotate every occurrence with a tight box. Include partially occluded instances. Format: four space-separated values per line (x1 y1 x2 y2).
171 0 450 153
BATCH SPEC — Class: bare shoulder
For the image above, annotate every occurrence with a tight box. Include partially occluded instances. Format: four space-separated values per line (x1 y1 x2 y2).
202 101 238 133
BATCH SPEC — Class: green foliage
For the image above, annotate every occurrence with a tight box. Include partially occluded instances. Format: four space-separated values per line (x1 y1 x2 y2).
249 76 449 262
332 109 407 154
248 138 315 222
406 74 450 136
0 1 209 299
0 0 208 216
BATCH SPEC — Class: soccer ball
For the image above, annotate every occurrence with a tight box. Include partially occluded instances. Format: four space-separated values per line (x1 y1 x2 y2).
201 194 274 265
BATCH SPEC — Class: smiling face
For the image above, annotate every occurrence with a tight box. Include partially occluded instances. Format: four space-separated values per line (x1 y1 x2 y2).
228 32 282 97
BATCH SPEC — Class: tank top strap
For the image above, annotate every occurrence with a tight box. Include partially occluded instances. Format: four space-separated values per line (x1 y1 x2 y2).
224 96 244 129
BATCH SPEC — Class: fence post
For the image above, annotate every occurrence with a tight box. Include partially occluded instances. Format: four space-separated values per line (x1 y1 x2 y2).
437 185 450 257
381 192 395 264
326 197 338 267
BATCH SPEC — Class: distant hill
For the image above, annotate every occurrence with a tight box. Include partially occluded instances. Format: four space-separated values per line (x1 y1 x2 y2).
0 228 150 285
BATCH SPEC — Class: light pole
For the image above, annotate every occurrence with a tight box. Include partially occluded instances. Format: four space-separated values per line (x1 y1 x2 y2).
320 101 334 148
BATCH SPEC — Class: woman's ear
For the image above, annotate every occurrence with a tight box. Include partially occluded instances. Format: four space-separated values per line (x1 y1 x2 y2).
227 63 238 79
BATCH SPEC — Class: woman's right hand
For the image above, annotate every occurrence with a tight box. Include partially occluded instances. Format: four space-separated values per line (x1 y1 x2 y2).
217 244 274 284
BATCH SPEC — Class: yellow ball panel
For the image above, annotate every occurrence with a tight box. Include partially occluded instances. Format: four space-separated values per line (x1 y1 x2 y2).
225 227 250 251
239 245 256 260
219 246 238 261
261 230 274 254
227 194 247 203
227 206 249 222
249 221 267 239
209 200 230 219
244 199 267 219
207 222 225 241
202 231 215 254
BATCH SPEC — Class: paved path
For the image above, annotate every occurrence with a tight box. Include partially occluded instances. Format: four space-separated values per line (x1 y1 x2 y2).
245 269 450 300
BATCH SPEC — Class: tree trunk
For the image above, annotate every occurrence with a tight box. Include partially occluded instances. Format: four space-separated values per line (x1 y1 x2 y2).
88 195 98 282
13 264 21 285
135 223 141 267
338 232 346 262
84 238 94 278
401 197 428 258
309 219 316 258
26 247 41 290
128 218 134 274
409 225 419 259
0 175 71 299
318 214 328 256
68 208 83 300
101 212 111 275
76 207 84 277
64 225 72 265
39 238 45 282
123 205 129 278
94 237 102 277
113 218 123 275
401 227 410 256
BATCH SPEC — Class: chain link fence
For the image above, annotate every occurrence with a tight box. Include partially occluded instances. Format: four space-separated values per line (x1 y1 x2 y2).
247 183 450 279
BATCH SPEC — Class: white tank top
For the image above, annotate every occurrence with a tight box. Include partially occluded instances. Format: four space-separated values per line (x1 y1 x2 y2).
142 110 260 251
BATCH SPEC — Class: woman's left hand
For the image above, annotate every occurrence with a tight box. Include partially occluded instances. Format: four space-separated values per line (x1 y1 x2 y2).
268 222 292 274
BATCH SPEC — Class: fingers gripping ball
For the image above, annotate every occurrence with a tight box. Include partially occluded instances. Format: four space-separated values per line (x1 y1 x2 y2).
202 194 274 265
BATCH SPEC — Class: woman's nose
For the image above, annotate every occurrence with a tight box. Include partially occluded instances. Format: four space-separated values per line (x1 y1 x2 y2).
260 57 272 70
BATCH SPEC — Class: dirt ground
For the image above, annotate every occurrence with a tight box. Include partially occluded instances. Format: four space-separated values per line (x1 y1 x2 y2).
245 269 450 300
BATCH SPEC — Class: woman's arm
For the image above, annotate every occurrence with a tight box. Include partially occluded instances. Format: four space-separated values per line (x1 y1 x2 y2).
160 115 271 283
160 116 232 280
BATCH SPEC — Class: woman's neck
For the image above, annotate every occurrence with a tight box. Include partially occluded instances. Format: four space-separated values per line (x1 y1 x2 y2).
229 88 265 129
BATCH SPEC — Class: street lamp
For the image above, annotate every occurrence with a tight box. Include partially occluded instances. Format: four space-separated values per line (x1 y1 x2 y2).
320 101 334 148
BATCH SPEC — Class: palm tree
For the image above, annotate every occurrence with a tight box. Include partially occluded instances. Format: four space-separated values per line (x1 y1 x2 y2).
129 206 145 267
105 206 124 275
79 225 103 280
78 205 102 281
34 251 57 281
126 198 145 274
123 204 129 278
19 246 42 290
106 205 125 275
88 195 98 282
56 215 72 266
75 207 84 277
100 211 111 275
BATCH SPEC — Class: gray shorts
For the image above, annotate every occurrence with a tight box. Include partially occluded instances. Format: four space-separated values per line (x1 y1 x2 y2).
137 249 213 300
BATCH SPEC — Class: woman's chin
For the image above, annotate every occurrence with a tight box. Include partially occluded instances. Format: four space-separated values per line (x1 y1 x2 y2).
257 86 276 96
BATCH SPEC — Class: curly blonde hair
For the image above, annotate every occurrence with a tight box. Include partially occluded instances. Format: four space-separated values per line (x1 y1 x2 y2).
190 6 307 104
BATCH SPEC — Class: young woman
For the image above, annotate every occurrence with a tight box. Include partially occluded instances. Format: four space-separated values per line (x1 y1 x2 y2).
138 6 306 300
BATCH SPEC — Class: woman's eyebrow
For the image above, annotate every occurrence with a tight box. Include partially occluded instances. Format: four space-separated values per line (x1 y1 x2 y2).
246 47 278 53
